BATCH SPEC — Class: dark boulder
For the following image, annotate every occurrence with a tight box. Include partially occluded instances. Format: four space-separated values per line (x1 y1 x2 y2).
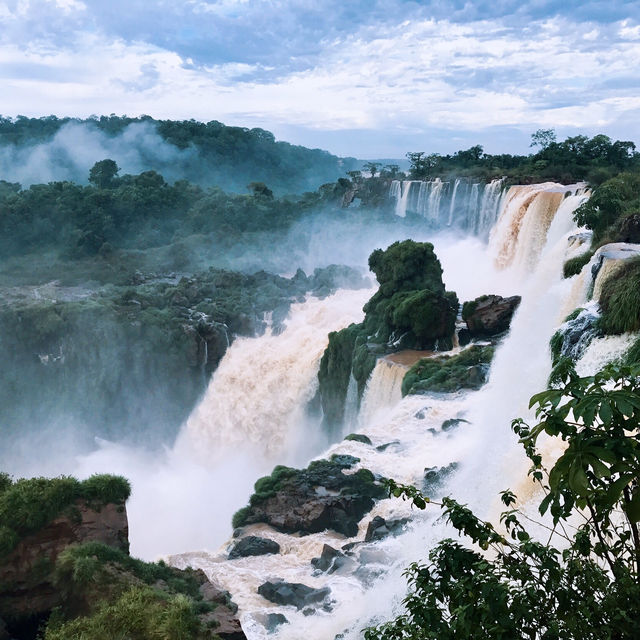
257 581 330 610
364 516 409 542
233 457 386 537
462 294 521 338
441 418 469 432
228 536 281 559
311 544 352 574
259 612 288 634
344 433 372 445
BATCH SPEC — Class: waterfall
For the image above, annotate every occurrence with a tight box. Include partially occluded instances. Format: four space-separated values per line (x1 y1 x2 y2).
357 358 407 426
447 178 461 225
388 177 506 236
177 288 373 464
166 181 624 640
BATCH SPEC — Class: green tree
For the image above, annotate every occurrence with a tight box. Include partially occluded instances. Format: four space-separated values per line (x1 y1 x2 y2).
366 361 640 639
88 159 120 189
530 128 557 150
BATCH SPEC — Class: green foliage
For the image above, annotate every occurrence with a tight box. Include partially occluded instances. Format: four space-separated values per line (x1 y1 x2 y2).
231 506 251 529
402 345 494 396
573 172 640 242
549 329 564 366
43 586 203 640
598 257 640 334
625 337 640 366
250 465 297 504
563 251 594 278
366 364 640 640
368 240 445 298
0 474 130 558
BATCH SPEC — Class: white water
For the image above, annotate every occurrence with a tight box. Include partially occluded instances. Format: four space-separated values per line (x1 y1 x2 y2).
177 288 373 464
66 288 373 559
389 177 506 236
163 182 634 640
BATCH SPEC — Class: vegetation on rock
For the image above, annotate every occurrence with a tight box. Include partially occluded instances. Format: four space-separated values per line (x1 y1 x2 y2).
401 345 494 396
597 257 640 335
318 240 458 431
0 474 130 559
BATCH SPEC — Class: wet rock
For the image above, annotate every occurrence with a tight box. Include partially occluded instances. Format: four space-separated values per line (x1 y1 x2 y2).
235 457 385 537
441 418 469 432
311 544 353 574
462 294 521 338
375 440 401 452
261 612 288 633
257 580 331 610
302 607 315 616
228 536 281 559
344 433 372 445
0 617 8 640
0 501 129 618
364 516 409 542
423 462 459 494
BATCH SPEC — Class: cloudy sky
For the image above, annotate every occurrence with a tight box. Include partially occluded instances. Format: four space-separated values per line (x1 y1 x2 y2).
2 0 639 157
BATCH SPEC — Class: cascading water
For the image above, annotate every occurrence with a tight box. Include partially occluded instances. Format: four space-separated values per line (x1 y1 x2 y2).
176 288 373 465
165 182 621 640
389 177 506 236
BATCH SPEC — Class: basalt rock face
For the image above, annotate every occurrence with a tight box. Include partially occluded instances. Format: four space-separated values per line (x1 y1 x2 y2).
233 457 386 537
462 294 521 338
0 501 128 618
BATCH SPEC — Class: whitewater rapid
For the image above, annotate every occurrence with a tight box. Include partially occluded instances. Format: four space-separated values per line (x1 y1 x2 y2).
168 182 622 640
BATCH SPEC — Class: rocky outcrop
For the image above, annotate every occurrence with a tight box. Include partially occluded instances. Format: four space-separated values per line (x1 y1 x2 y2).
233 457 386 537
228 536 281 559
257 580 331 610
462 294 521 338
364 516 409 542
0 501 128 618
311 545 352 574
318 241 459 432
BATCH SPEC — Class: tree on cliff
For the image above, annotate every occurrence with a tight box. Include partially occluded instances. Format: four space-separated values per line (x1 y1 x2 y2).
366 362 640 639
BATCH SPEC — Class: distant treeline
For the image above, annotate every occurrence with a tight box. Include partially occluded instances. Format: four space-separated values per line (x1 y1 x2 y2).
0 115 359 194
403 130 639 185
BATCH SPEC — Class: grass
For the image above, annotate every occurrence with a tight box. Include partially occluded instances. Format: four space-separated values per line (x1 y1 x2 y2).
43 586 205 640
563 251 594 279
598 257 640 335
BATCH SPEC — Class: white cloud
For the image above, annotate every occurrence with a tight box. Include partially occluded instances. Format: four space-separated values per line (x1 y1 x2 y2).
1 13 639 154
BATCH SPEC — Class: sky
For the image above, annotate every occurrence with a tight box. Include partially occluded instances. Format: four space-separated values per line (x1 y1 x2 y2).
1 0 640 158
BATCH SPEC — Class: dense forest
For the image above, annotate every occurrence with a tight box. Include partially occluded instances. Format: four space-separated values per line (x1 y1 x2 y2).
0 115 359 195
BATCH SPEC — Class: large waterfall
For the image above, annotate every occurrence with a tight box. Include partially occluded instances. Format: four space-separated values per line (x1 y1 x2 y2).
164 181 626 640
389 177 506 236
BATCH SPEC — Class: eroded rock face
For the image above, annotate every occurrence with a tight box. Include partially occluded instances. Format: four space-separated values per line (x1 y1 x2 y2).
364 516 409 542
462 294 521 338
0 501 128 618
238 458 386 537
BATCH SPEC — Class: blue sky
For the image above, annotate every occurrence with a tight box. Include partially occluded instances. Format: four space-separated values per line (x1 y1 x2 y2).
1 0 639 157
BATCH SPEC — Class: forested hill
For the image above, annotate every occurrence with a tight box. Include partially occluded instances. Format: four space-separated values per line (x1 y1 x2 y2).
0 115 359 195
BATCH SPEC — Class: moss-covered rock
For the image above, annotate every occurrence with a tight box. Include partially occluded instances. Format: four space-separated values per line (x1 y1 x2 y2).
401 345 494 396
317 240 458 431
563 251 594 278
232 457 386 537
